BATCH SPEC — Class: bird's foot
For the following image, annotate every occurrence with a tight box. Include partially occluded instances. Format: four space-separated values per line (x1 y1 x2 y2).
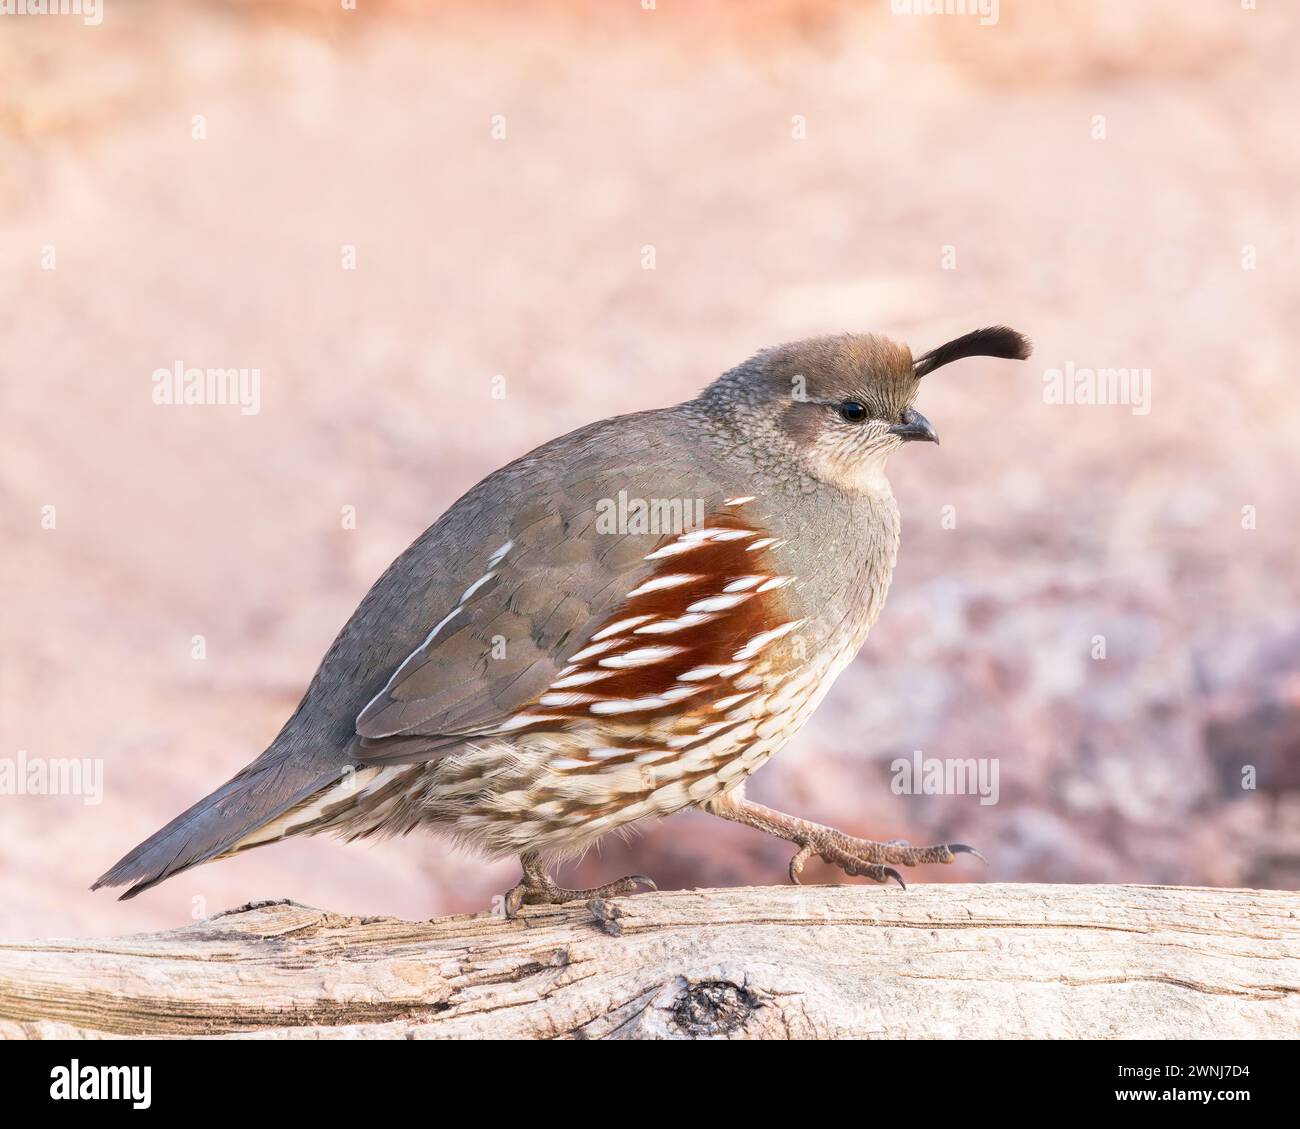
789 831 987 889
702 793 986 891
502 856 656 918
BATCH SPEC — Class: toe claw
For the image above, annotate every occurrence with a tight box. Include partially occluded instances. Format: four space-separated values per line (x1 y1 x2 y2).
949 844 988 866
788 842 814 885
885 867 906 890
630 875 657 892
503 886 527 920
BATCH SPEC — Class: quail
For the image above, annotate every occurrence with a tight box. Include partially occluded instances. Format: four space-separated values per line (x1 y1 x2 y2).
95 326 1031 913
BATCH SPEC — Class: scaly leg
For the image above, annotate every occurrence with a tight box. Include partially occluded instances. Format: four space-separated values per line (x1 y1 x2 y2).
503 851 656 918
705 791 985 889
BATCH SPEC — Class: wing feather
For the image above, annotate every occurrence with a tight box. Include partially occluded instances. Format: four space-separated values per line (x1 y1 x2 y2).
354 453 723 752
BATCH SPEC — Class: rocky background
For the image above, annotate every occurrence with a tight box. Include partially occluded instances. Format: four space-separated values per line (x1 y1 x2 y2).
2 0 1297 940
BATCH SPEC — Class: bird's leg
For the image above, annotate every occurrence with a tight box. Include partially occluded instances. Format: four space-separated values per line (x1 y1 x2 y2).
502 851 656 918
704 791 985 889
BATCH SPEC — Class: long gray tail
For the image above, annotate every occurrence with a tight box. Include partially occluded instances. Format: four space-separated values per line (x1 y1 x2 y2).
92 758 340 900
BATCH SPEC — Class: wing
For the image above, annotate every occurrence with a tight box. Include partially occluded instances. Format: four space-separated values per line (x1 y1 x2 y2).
353 430 734 756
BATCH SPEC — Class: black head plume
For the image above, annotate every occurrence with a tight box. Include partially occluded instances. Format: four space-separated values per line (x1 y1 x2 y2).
913 326 1032 377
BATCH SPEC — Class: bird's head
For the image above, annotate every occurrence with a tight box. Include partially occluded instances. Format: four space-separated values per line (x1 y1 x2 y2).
696 326 1032 491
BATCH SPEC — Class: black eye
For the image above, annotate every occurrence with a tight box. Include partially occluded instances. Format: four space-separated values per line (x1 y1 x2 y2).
838 400 868 423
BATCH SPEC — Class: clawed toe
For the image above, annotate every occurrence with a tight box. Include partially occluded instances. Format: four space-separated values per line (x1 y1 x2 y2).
835 857 906 888
789 842 815 884
502 862 658 918
790 832 987 890
588 873 657 900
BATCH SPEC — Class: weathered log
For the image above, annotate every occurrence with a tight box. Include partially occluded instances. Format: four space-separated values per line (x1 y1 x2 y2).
1 884 1296 1039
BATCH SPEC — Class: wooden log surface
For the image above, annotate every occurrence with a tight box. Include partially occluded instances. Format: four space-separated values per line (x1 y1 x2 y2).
2 884 1297 1039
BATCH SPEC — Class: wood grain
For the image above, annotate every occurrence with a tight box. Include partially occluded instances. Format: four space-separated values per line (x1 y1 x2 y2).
2 884 1296 1039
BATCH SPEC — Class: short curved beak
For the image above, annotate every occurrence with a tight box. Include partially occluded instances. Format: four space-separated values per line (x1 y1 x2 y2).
889 407 939 445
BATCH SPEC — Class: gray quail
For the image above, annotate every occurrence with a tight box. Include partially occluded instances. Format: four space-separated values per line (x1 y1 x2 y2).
94 326 1031 913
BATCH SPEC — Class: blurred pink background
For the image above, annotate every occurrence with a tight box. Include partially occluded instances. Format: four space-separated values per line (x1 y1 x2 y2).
2 0 1298 941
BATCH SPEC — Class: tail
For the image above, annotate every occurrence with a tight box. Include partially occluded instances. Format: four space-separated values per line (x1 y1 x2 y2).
92 758 344 900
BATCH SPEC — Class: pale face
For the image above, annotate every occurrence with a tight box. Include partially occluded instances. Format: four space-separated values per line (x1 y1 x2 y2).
786 400 912 492
773 369 932 493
